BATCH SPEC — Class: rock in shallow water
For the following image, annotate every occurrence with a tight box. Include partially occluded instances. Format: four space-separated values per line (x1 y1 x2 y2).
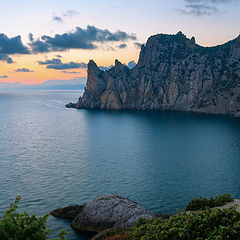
51 205 85 219
71 194 154 232
51 194 157 233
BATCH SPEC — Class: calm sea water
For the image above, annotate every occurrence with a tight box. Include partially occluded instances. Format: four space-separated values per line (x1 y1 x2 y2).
0 90 240 239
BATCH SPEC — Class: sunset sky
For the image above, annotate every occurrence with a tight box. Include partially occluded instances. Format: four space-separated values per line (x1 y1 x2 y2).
0 0 240 84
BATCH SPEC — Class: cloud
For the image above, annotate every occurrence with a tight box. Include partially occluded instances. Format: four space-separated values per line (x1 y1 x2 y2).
118 43 127 49
38 58 87 70
38 58 62 65
55 54 62 58
62 70 80 74
15 68 33 72
53 16 63 22
127 61 136 69
47 62 87 70
134 42 142 49
63 9 79 17
179 0 236 16
0 34 29 54
52 9 79 23
0 54 13 63
0 75 8 78
178 4 219 15
29 25 137 53
28 33 34 42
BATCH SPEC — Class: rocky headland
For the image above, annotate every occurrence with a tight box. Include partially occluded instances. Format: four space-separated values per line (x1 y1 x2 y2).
66 31 240 117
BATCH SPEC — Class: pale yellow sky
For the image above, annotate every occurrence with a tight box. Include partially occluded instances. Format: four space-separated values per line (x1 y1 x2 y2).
0 0 239 84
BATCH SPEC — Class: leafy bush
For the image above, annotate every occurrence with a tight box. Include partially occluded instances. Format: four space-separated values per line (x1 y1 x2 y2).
186 193 233 211
0 196 67 240
102 207 240 240
127 207 240 240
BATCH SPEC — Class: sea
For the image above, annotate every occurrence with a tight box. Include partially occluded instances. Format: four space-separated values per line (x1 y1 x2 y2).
0 90 240 239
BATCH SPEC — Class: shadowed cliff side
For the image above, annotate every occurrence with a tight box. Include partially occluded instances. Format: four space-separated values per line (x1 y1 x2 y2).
66 31 240 117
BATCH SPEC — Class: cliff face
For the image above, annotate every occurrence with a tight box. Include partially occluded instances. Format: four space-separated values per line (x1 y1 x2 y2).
67 31 240 117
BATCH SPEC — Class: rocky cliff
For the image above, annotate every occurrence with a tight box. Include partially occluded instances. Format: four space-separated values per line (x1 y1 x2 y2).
66 31 240 117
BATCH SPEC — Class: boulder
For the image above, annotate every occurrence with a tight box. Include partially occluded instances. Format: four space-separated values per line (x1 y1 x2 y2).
65 102 77 108
71 194 154 232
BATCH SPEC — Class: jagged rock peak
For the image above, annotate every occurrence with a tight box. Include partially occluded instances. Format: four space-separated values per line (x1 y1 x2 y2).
115 59 123 68
176 31 187 38
190 36 196 44
88 60 99 70
176 31 184 35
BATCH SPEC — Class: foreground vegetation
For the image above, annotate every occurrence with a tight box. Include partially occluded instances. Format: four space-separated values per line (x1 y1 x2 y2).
0 194 237 240
95 194 239 240
96 207 240 240
186 193 233 211
0 196 67 240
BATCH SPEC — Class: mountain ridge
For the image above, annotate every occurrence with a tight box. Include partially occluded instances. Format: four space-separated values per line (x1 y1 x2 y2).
66 31 240 118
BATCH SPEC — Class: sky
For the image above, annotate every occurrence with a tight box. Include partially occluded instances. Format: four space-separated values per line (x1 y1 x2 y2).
0 0 239 84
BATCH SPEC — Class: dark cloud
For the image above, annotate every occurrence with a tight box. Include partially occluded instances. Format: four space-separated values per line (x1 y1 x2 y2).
178 4 219 15
38 58 87 70
29 25 137 53
52 9 79 23
179 0 236 16
134 42 142 49
0 54 13 63
118 43 127 49
28 33 34 42
63 9 79 17
62 70 80 74
15 68 33 72
0 34 29 54
0 75 8 78
55 54 62 58
38 58 62 65
53 16 63 22
47 62 87 70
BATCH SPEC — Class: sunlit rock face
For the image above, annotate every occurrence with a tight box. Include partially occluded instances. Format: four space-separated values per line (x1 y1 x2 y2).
68 32 240 117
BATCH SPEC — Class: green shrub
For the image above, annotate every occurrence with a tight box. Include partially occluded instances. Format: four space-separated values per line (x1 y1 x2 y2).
186 193 233 211
126 207 240 240
0 196 67 240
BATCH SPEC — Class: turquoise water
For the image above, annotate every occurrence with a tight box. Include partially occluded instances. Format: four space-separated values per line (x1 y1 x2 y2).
0 90 240 239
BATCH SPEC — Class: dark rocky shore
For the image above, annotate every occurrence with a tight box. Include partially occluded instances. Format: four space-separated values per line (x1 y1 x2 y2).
66 31 240 118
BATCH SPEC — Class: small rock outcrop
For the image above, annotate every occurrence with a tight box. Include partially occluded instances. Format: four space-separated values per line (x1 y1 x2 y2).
51 205 85 219
51 195 156 233
66 32 240 118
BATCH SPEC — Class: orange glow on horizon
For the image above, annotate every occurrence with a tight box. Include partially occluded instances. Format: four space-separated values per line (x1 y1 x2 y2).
0 46 140 84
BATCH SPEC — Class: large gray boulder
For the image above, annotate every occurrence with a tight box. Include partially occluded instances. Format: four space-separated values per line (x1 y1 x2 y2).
71 194 154 232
